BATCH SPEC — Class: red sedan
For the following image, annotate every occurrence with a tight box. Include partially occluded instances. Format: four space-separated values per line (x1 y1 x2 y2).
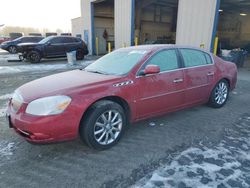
0 36 11 44
7 45 237 150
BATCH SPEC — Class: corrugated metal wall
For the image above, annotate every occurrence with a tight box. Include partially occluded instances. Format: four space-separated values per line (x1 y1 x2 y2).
71 17 84 38
176 0 218 51
81 0 97 55
115 0 133 49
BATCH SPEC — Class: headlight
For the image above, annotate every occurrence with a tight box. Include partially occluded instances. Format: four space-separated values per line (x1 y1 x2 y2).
12 90 24 112
26 96 72 116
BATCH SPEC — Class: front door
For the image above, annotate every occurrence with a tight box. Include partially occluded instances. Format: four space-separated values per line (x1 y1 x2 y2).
135 49 186 119
45 37 65 57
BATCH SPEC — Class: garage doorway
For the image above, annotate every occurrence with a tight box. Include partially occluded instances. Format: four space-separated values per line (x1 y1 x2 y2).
93 0 114 55
134 0 179 45
217 0 250 67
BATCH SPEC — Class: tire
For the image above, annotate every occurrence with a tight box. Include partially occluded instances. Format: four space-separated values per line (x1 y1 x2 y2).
208 79 229 108
8 46 17 54
80 100 126 150
27 51 41 63
76 49 84 60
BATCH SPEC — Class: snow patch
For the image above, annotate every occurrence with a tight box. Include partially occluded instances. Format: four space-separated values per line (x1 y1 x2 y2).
0 107 7 118
0 93 13 100
132 116 250 188
0 61 94 75
0 142 15 157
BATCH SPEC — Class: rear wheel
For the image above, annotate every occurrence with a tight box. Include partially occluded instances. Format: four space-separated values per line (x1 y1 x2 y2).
27 51 41 63
76 49 84 60
8 46 17 54
80 100 126 150
208 79 229 108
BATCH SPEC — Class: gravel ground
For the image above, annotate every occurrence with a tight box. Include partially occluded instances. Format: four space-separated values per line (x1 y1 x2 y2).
0 53 250 188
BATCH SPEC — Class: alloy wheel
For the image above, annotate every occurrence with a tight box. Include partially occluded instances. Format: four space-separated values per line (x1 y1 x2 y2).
214 82 228 105
94 110 123 145
9 46 17 54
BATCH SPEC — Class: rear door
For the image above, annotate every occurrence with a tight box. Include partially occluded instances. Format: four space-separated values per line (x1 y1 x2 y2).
179 48 215 104
64 37 78 53
135 49 186 119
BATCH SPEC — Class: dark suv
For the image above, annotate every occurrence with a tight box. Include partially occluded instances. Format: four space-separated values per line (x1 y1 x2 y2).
0 36 44 54
17 36 88 63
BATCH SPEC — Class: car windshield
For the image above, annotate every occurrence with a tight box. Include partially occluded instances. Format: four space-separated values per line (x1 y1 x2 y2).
38 36 54 44
85 49 148 76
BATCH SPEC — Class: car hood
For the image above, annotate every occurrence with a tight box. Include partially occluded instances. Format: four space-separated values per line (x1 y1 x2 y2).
1 41 10 45
18 70 120 102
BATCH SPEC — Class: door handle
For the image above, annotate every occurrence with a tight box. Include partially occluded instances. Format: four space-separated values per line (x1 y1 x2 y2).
173 78 184 83
207 72 214 76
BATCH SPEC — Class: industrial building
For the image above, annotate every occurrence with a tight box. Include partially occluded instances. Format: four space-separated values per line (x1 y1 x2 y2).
72 0 250 56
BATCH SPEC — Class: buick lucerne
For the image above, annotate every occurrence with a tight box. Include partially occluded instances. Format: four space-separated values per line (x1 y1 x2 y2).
7 45 237 150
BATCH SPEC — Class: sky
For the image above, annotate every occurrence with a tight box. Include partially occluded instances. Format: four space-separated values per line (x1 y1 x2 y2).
0 0 81 32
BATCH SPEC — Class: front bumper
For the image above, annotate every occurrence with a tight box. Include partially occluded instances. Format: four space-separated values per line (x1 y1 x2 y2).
7 103 80 144
0 44 8 50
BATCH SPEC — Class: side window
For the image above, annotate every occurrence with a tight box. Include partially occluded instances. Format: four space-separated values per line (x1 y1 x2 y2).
180 49 208 67
146 50 179 72
32 37 42 42
204 53 213 64
50 37 64 44
63 37 74 43
21 37 30 42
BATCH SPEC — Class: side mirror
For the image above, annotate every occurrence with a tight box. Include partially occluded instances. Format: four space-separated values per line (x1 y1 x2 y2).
140 65 160 76
47 42 51 45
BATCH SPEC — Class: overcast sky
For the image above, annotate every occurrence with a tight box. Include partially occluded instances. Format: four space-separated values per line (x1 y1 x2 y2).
0 0 81 32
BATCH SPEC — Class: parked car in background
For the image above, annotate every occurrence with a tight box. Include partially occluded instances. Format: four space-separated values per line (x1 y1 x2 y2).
9 32 23 40
0 36 44 54
7 45 237 150
0 36 11 44
17 36 89 63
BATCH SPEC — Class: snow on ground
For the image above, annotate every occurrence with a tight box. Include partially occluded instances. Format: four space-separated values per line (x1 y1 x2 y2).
0 60 94 75
0 141 16 157
0 108 7 118
0 93 12 118
0 93 13 100
132 115 250 188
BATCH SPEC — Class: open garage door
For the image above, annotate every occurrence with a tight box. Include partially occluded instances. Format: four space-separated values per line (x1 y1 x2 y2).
134 0 178 45
93 0 114 55
217 0 250 67
218 0 250 50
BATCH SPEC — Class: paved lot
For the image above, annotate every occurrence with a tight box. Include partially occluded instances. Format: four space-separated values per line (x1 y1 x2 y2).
0 53 250 188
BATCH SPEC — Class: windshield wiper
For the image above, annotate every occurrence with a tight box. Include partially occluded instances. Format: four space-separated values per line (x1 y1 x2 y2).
85 70 109 75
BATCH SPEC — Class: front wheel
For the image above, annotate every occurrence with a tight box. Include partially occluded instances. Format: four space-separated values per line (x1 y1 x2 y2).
80 100 126 150
8 46 17 54
208 79 229 108
27 51 41 63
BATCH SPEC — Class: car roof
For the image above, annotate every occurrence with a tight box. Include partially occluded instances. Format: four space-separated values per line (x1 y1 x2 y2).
48 36 76 39
120 44 212 54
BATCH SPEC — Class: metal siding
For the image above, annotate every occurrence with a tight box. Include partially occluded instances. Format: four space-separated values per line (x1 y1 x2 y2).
115 0 132 49
81 0 97 55
71 17 84 38
176 0 217 51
